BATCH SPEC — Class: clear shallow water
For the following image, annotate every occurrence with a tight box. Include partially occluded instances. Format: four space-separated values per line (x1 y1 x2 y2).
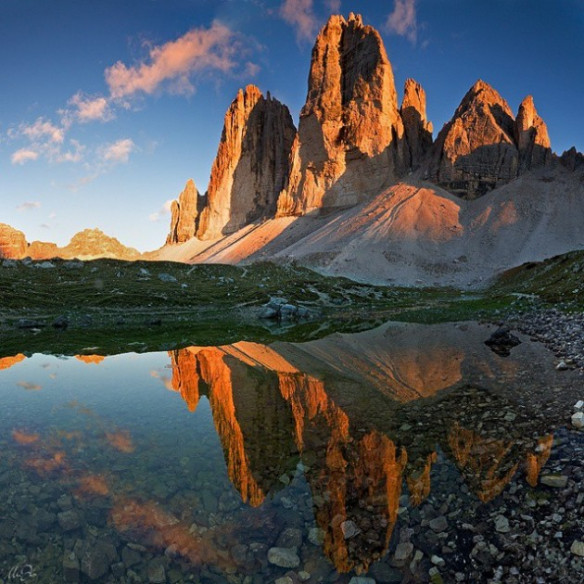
0 322 582 583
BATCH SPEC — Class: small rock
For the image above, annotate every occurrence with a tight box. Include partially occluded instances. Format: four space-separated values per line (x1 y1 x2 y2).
158 273 177 283
36 261 56 269
540 474 569 488
348 578 376 584
298 572 311 582
148 559 166 583
574 400 584 410
52 315 69 329
275 578 294 584
63 552 80 583
341 519 361 539
58 510 81 532
276 527 303 548
431 555 445 567
494 515 510 533
556 360 569 371
394 542 414 562
267 547 300 568
572 411 584 429
308 527 325 545
571 540 584 557
429 516 448 533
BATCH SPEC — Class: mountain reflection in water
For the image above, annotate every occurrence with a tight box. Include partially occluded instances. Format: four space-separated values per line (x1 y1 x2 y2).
0 321 580 581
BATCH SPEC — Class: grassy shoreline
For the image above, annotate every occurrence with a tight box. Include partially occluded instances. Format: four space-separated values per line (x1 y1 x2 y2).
2 253 581 357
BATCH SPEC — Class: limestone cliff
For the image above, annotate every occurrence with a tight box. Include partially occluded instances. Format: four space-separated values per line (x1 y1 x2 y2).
167 179 201 244
0 223 27 259
401 78 433 168
196 85 296 240
0 224 140 261
429 80 519 199
515 95 552 171
277 13 409 215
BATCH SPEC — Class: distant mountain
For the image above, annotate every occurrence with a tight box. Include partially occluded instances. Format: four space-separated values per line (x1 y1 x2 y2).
160 13 584 285
0 225 140 261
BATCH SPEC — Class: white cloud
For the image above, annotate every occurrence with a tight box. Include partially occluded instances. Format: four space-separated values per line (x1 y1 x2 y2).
11 148 39 165
16 201 41 211
105 21 249 99
149 200 174 222
21 118 64 144
386 0 418 44
100 138 136 164
68 92 114 123
280 0 318 43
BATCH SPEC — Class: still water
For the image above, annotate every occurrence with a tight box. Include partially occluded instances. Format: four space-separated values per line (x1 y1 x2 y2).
0 322 582 583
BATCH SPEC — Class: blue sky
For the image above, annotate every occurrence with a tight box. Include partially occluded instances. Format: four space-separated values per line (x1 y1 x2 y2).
1 0 583 251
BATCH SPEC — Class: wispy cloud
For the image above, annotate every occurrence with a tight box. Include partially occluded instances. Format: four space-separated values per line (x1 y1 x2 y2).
11 148 39 165
149 200 174 222
67 92 114 123
16 201 41 212
324 0 341 13
21 118 65 144
105 21 248 99
99 138 136 164
280 0 318 43
386 0 418 44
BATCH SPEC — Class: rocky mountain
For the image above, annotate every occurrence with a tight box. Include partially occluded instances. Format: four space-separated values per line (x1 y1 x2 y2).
166 179 201 244
277 13 412 215
157 12 583 285
196 85 296 240
0 226 140 261
0 223 27 259
428 80 553 198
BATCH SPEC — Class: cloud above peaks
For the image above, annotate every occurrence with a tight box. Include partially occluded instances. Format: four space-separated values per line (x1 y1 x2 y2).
11 148 39 165
16 201 41 211
280 0 318 43
386 0 418 44
149 200 174 222
105 22 248 99
100 138 136 164
68 93 113 123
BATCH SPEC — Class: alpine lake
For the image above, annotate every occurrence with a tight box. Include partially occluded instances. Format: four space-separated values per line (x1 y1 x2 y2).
1 315 583 584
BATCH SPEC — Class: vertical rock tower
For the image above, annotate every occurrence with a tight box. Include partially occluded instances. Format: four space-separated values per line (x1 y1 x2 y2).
196 85 296 240
277 13 412 215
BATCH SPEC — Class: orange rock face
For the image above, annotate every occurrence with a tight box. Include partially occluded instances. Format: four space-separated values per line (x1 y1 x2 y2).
0 223 27 259
196 85 296 240
515 95 552 171
279 13 409 215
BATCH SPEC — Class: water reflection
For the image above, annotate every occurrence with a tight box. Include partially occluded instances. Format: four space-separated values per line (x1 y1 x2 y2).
0 321 580 582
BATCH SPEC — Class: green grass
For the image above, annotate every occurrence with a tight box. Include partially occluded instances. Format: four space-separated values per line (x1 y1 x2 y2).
492 250 584 310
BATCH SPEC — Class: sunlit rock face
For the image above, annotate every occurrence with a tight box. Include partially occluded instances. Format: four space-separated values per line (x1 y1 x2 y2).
196 85 296 240
277 13 410 215
429 81 553 199
0 223 27 259
0 354 26 370
167 179 201 244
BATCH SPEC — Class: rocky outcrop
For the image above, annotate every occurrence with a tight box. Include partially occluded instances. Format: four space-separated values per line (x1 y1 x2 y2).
60 229 141 260
277 13 409 215
515 95 552 171
196 85 296 240
167 179 201 244
401 78 433 168
0 223 27 259
429 81 556 199
560 147 584 171
0 224 140 261
429 80 519 199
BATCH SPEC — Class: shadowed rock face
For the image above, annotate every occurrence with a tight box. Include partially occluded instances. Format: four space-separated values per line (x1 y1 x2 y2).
401 78 433 169
0 223 27 259
277 13 410 216
196 85 296 240
167 179 200 244
515 95 552 171
429 80 554 199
